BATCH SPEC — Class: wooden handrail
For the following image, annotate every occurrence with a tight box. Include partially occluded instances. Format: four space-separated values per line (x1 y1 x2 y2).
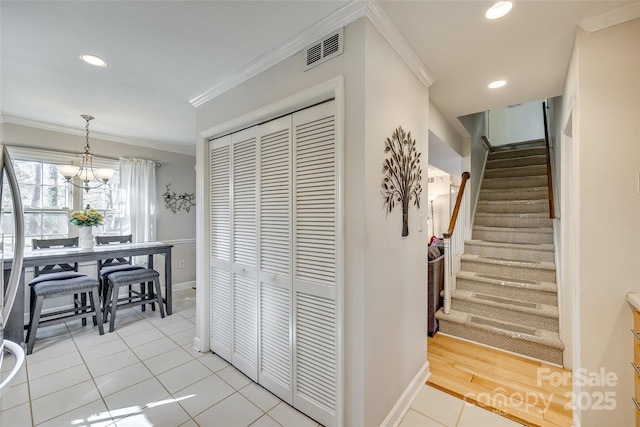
443 172 470 238
542 102 555 218
481 135 493 151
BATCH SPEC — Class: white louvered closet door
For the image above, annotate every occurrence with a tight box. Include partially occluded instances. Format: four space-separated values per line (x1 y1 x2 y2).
231 128 259 381
210 136 232 361
210 100 340 427
292 100 338 427
257 116 293 403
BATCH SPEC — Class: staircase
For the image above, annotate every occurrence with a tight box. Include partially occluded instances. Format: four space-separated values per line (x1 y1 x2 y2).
436 139 564 365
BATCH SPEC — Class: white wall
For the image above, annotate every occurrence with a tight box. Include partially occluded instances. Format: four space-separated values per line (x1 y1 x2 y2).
458 111 488 226
363 18 429 426
427 173 451 239
1 123 197 286
196 17 429 426
564 19 640 427
488 100 545 146
429 101 464 157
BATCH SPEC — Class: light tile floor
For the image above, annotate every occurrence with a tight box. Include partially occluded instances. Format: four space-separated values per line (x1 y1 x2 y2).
1 288 522 427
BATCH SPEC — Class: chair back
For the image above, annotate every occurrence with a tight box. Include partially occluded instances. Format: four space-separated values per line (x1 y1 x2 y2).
32 237 79 277
96 234 135 268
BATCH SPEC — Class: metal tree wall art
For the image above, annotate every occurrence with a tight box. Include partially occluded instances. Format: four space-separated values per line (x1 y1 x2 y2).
162 183 196 213
381 126 423 237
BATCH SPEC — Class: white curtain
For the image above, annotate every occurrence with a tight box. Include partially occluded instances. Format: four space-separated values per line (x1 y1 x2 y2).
119 157 156 243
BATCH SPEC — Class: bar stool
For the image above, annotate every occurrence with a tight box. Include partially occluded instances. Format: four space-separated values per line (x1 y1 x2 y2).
26 237 104 354
102 268 165 332
95 234 145 310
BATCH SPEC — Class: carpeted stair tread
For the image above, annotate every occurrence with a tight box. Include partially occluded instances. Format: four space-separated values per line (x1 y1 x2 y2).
435 309 564 364
460 254 556 271
463 240 555 263
435 308 564 350
484 164 547 179
473 225 553 234
464 239 554 251
476 199 550 215
460 254 556 283
456 270 557 292
482 175 548 189
474 212 553 229
451 289 559 318
489 139 546 152
480 187 549 200
488 146 546 160
486 155 547 169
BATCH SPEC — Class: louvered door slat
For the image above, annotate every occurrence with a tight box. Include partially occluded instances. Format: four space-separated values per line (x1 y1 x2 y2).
233 136 257 269
293 101 337 427
295 292 336 415
230 130 258 381
258 119 293 403
210 267 232 360
260 282 292 403
260 126 291 275
233 273 257 380
210 136 232 361
210 144 231 262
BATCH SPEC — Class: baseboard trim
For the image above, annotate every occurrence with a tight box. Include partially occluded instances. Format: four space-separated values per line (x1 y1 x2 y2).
381 360 430 427
173 281 196 291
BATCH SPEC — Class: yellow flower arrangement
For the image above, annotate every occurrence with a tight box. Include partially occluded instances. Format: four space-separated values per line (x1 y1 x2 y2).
70 206 104 227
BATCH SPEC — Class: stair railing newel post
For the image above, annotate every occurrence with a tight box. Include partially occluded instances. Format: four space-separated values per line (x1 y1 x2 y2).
442 171 470 316
443 232 452 314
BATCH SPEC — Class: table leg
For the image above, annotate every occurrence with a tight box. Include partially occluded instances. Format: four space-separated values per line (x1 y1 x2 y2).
165 249 172 315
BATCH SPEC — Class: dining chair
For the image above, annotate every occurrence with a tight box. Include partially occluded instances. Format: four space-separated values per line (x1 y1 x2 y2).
25 237 104 354
95 234 145 308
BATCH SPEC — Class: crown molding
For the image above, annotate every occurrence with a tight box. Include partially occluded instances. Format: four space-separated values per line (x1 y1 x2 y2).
0 115 196 156
189 0 434 108
579 2 640 33
365 0 435 88
189 0 368 107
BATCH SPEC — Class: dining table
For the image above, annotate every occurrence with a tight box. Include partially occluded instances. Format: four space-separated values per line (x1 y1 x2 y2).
2 241 173 344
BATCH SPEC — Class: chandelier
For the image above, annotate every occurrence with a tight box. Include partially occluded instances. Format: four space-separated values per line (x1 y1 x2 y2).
56 115 115 192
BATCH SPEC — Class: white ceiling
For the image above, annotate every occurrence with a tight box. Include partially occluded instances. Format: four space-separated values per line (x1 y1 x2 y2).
1 1 636 154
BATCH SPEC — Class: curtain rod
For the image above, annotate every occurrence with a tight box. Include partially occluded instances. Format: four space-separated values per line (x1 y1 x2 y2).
8 144 162 166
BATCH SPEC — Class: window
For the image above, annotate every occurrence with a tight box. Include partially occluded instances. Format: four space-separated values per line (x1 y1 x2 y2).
81 170 125 236
1 147 123 252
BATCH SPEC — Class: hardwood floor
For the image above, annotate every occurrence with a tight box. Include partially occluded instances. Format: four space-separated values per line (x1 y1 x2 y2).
427 333 573 427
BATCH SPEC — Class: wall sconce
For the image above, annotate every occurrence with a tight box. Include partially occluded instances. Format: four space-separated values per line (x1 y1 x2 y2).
162 184 195 213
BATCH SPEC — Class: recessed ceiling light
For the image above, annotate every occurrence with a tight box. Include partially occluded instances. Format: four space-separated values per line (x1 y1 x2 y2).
488 80 507 89
80 54 107 67
486 1 513 20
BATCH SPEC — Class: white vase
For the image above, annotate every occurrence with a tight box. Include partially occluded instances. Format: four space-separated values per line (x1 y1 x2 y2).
79 226 95 249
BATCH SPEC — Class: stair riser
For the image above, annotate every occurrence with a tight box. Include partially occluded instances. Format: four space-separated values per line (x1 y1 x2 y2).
474 215 552 228
456 278 557 305
461 260 556 283
486 156 546 169
484 165 547 179
437 320 563 365
488 147 546 160
482 176 547 189
472 229 553 245
451 299 559 332
480 189 548 201
464 244 554 262
476 201 549 214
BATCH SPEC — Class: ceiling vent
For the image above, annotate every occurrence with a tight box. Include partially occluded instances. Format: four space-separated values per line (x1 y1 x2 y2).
303 28 343 71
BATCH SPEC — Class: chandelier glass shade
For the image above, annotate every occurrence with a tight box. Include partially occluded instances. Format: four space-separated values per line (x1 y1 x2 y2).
56 115 115 192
